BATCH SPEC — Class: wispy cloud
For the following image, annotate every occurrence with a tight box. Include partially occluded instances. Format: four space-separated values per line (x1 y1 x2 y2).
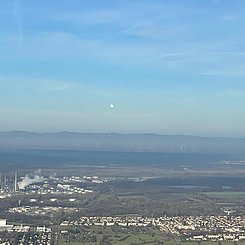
200 70 245 76
13 0 23 41
52 83 72 92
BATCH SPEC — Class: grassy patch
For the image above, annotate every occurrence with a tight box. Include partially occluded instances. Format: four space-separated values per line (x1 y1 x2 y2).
203 191 245 199
60 226 171 244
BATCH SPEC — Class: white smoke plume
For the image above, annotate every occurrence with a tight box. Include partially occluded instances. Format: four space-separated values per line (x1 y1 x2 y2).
18 171 45 190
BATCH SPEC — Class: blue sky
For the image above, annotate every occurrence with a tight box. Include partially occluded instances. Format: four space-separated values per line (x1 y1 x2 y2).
0 0 245 136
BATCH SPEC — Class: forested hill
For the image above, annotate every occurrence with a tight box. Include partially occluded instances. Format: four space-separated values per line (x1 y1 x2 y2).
0 131 244 153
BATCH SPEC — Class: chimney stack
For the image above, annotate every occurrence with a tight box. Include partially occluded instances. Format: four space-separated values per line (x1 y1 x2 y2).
14 171 18 192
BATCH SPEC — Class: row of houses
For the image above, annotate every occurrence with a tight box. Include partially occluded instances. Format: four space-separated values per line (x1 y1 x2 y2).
60 215 245 241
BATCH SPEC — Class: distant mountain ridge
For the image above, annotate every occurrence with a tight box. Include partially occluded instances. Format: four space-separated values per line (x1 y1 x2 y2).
0 131 244 153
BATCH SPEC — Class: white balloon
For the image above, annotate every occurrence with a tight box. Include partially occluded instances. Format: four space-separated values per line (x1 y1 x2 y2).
110 104 115 109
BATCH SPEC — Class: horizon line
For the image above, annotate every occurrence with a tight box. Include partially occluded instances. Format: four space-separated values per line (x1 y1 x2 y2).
1 130 244 140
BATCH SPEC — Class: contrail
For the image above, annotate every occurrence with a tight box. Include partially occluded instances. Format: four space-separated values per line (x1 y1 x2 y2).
14 0 23 41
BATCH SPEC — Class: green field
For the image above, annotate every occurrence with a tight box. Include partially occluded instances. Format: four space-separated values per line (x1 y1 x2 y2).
60 239 245 245
203 191 245 199
59 226 171 245
59 225 245 245
183 243 245 245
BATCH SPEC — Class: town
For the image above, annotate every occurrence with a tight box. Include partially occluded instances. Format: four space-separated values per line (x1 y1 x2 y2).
1 169 245 244
3 214 245 244
0 219 53 245
60 215 245 242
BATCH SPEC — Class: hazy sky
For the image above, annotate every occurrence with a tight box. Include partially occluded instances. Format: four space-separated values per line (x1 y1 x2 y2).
0 0 245 136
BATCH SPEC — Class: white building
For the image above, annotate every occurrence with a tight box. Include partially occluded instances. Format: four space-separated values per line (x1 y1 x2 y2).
0 219 13 231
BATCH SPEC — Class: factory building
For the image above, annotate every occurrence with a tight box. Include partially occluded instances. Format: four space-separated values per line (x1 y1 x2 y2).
0 219 13 231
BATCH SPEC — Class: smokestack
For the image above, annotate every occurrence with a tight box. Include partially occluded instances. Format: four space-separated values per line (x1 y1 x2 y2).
0 173 2 191
4 174 7 191
14 171 18 192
